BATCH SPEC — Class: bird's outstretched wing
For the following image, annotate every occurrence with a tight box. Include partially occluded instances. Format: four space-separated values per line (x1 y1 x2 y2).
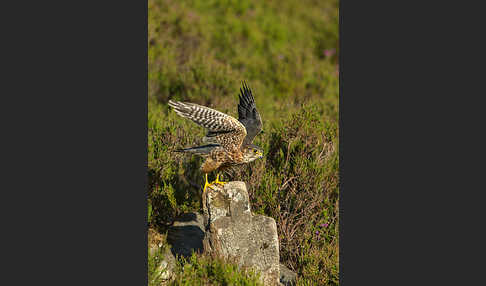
238 82 263 147
168 100 247 151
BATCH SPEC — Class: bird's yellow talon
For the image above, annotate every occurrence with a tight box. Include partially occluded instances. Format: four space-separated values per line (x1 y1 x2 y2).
213 173 227 185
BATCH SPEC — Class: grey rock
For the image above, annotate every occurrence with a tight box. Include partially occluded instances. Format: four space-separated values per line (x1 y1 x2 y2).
279 263 297 286
158 247 176 281
167 212 205 258
148 246 176 283
158 260 170 279
148 228 176 281
204 182 281 285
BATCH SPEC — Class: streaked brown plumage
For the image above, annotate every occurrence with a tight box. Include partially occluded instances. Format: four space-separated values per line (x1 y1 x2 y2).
168 81 263 190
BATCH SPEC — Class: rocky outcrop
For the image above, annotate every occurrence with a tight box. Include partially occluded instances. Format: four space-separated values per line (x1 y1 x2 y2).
167 212 205 258
167 181 282 285
279 263 297 286
203 182 280 285
156 247 176 281
148 229 176 282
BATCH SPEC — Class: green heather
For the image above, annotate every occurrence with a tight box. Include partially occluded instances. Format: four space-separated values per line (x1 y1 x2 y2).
148 0 339 285
150 251 263 286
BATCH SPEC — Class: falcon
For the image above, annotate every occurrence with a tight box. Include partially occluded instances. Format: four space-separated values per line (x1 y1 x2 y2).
168 82 263 193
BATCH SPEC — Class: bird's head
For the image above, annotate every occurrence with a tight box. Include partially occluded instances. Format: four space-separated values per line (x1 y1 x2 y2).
242 144 264 163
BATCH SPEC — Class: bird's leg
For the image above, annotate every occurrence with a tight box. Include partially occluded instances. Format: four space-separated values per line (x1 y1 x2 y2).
214 173 227 185
203 173 215 193
202 173 210 219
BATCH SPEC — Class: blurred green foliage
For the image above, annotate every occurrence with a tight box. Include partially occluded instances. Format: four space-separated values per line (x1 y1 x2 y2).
148 0 339 285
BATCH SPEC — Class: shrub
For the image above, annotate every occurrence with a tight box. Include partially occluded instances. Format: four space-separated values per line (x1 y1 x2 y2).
169 253 262 286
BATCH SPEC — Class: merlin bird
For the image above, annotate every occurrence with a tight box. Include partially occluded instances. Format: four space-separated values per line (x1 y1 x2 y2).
168 82 264 195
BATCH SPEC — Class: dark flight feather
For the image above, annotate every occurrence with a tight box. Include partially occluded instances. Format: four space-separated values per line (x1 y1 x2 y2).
174 144 221 155
238 81 263 147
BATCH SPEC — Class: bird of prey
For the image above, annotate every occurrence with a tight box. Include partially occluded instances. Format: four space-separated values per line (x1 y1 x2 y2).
168 82 263 194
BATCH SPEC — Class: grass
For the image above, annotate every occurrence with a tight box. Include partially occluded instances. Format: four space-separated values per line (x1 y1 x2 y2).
148 232 262 286
149 250 262 286
148 0 339 285
171 253 262 286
